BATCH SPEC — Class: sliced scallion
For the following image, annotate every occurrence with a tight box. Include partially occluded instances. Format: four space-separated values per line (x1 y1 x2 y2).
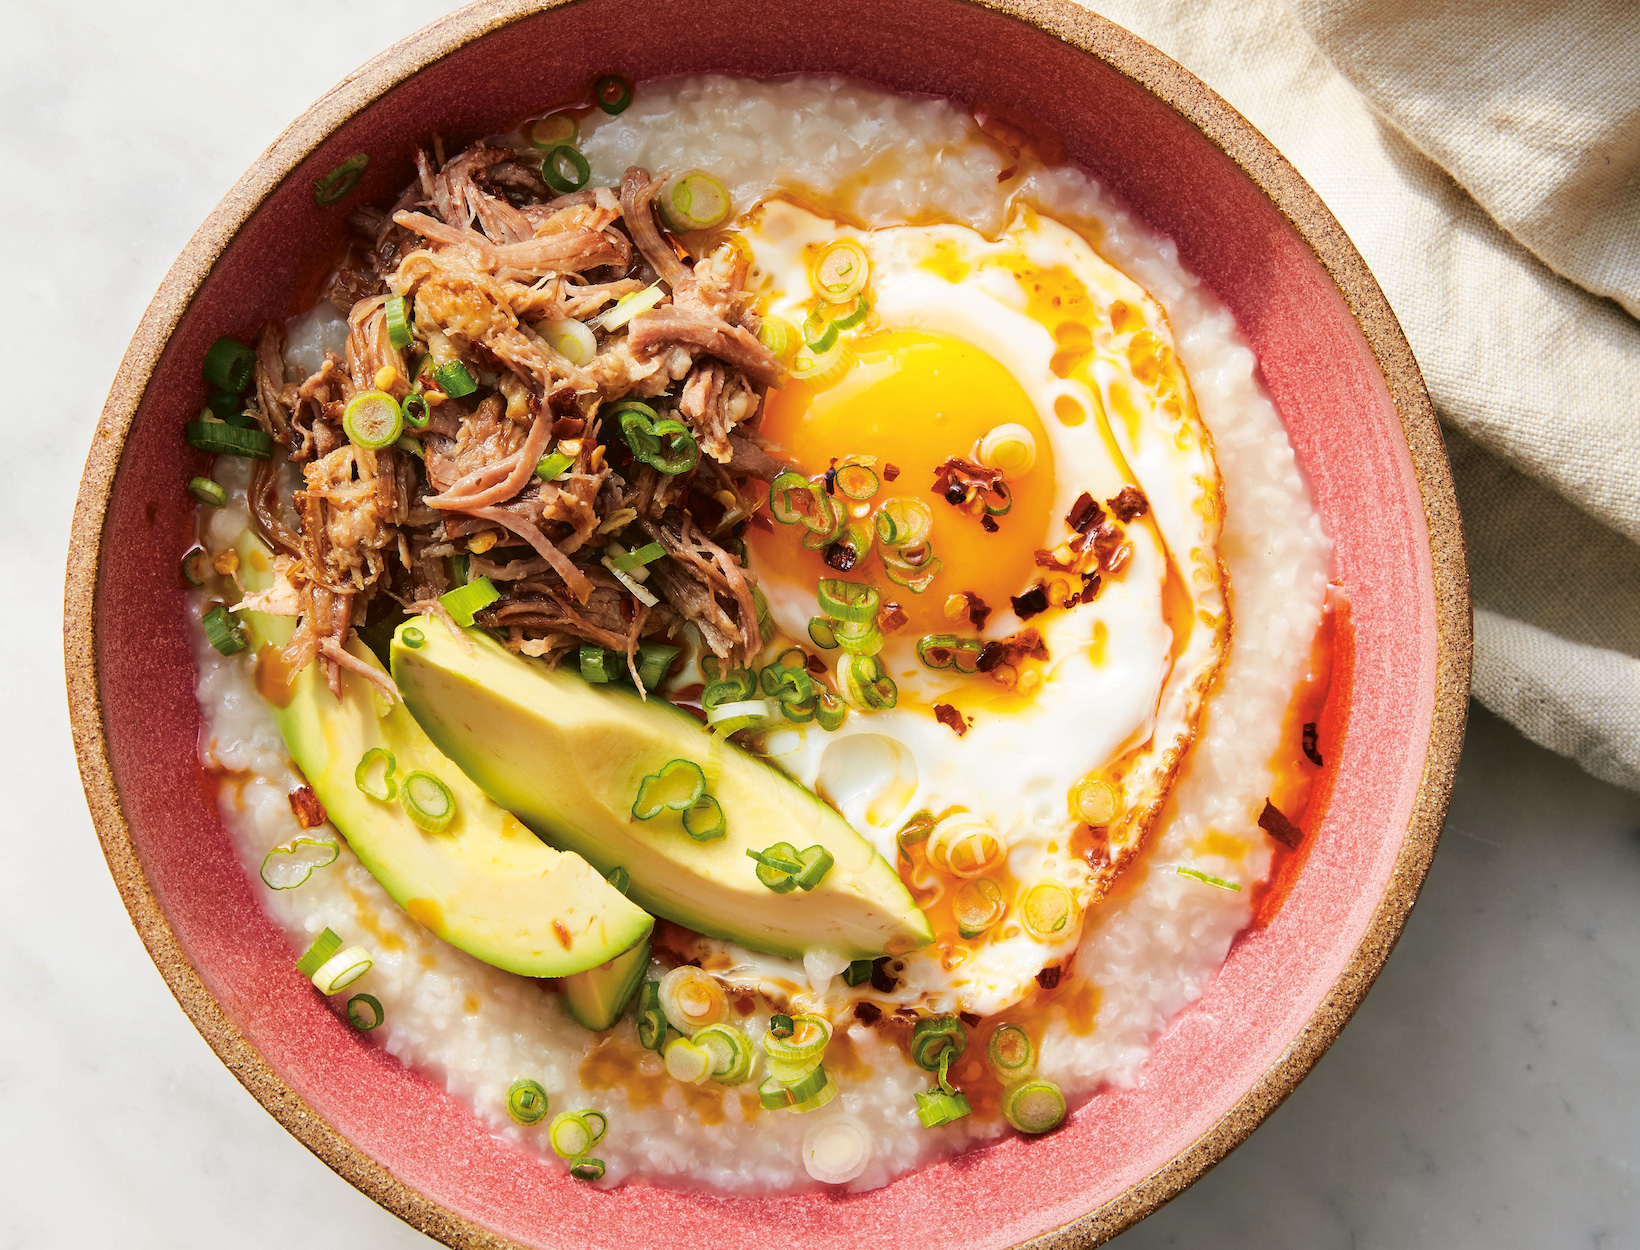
803 312 840 355
917 633 985 673
592 283 664 332
295 928 343 979
569 1156 605 1181
634 641 681 691
987 1024 1035 1077
758 314 799 362
634 980 667 1052
953 877 1006 939
839 652 896 709
1002 1078 1066 1134
658 966 728 1035
874 496 933 548
682 793 726 841
180 545 209 587
746 841 802 893
258 836 340 890
909 1015 967 1072
815 691 846 732
185 420 272 458
527 113 577 150
817 579 879 624
580 643 621 684
400 392 430 429
346 992 384 1031
343 390 403 450
541 317 596 366
400 771 456 833
433 360 477 398
632 759 706 819
794 845 834 890
439 575 500 627
808 617 839 650
384 296 413 350
311 944 373 994
831 294 871 331
206 390 243 418
764 1013 831 1070
660 169 731 232
693 1023 754 1085
401 626 426 649
914 1086 972 1128
663 1035 713 1084
202 336 256 392
313 153 368 206
595 74 632 114
549 1111 600 1158
802 1116 873 1184
202 605 247 656
1020 880 1075 940
834 460 879 500
611 542 665 572
1176 866 1242 891
705 697 774 736
354 747 397 802
789 1066 839 1113
541 144 591 194
189 476 228 507
813 239 869 302
506 1077 550 1126
604 865 630 895
535 450 575 481
842 959 874 987
979 422 1038 476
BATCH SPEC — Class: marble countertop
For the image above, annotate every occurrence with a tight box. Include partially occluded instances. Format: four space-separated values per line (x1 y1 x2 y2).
7 2 1639 1245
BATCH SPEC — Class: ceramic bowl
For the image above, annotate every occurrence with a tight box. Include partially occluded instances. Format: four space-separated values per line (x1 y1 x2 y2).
66 0 1470 1244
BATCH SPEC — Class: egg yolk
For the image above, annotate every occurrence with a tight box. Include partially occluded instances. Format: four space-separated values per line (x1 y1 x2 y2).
748 329 1055 635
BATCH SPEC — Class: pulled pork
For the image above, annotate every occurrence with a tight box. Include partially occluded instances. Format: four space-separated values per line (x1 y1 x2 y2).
242 140 788 697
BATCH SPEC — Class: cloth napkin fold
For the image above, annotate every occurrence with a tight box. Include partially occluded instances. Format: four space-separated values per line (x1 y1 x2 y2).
1085 0 1640 792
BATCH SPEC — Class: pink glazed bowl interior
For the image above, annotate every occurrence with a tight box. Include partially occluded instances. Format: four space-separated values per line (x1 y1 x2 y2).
66 1 1470 1246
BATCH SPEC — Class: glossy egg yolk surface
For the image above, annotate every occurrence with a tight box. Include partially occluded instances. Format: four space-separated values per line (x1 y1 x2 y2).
747 329 1056 636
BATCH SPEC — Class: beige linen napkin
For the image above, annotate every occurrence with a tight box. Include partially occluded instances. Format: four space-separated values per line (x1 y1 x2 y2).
1083 0 1640 791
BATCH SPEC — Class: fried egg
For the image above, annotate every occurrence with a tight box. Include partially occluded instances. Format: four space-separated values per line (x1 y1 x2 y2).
702 201 1228 1015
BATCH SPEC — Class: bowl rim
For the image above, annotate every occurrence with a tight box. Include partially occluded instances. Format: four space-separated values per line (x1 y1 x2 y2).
65 0 1471 1244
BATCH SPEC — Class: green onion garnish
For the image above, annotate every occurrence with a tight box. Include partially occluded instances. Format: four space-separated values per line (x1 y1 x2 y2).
807 617 839 650
815 691 846 731
634 641 680 691
592 283 664 332
634 980 667 1052
206 389 243 419
354 747 397 802
1020 880 1075 939
310 943 373 994
768 470 817 526
842 959 874 987
831 294 871 332
794 845 834 890
579 643 620 684
313 153 368 206
987 1024 1035 1077
747 841 802 894
568 1156 605 1181
399 771 456 833
909 1015 967 1072
659 169 731 232
632 758 706 820
763 1013 831 1070
540 144 592 195
346 992 384 1031
202 605 247 656
663 1035 713 1084
616 404 700 475
813 239 869 302
189 476 228 507
258 836 339 890
542 316 597 365
917 633 985 673
394 434 424 458
803 312 840 355
180 545 209 587
535 450 574 481
383 296 413 350
840 652 897 709
611 542 665 572
185 420 272 459
343 390 404 450
817 579 879 624
549 1111 604 1158
202 336 256 392
401 626 425 649
758 314 799 362
953 877 1006 939
450 553 472 586
433 360 477 398
506 1077 550 1126
295 928 344 979
439 575 500 626
834 460 879 500
682 793 726 841
1176 866 1242 891
881 547 942 593
595 74 632 114
604 865 631 895
693 1023 755 1085
914 1086 972 1128
1002 1078 1066 1134
705 697 774 736
874 496 933 548
527 113 577 150
401 392 431 429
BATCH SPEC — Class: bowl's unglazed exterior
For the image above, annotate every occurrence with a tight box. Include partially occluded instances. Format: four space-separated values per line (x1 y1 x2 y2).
65 1 1470 1245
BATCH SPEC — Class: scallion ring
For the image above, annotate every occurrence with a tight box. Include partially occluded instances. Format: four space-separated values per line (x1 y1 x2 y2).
807 617 839 649
663 1035 713 1084
541 144 591 194
354 747 397 802
527 113 577 150
506 1077 550 1126
813 239 869 302
657 966 729 1035
634 980 667 1052
611 541 665 573
202 336 257 392
978 422 1038 476
987 1023 1035 1077
839 652 897 709
185 420 272 459
693 1023 755 1085
383 296 413 350
802 1116 873 1184
342 390 404 450
648 418 700 475
634 641 681 691
660 169 731 232
202 605 247 656
746 841 803 893
294 928 344 979
313 153 368 206
311 944 373 994
817 579 879 624
758 314 799 362
569 1155 606 1181
188 476 228 507
631 759 706 820
541 316 596 366
874 496 933 548
803 312 840 355
400 392 430 428
1176 866 1242 891
953 877 1007 939
595 74 632 114
439 575 500 627
914 1086 972 1128
925 813 1005 878
682 793 726 841
401 626 426 649
1020 880 1075 940
258 836 340 891
604 865 630 895
909 1014 967 1072
400 771 456 833
549 1112 600 1159
535 450 575 482
815 691 846 731
705 698 774 737
346 992 384 1031
831 293 871 331
180 545 209 587
433 360 477 398
833 461 879 500
1002 1078 1066 1134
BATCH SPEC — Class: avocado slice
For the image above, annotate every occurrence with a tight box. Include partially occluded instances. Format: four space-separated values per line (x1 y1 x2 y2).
390 622 933 961
561 936 652 1030
233 537 652 982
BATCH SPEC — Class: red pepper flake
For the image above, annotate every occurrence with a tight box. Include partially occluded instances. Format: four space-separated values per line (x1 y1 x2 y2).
958 1011 981 1027
854 1001 883 1024
975 627 1048 673
823 541 858 572
882 463 901 482
933 703 970 736
1035 965 1063 990
1066 492 1102 533
870 960 898 993
894 1005 920 1019
964 594 992 630
1302 722 1324 767
805 652 829 675
552 919 573 949
287 786 327 829
981 515 1000 533
550 416 586 438
1106 485 1149 521
1079 572 1103 603
1258 800 1304 850
877 602 909 633
1010 585 1049 620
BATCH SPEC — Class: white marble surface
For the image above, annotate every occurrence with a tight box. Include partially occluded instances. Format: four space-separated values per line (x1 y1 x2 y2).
6 2 1640 1245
